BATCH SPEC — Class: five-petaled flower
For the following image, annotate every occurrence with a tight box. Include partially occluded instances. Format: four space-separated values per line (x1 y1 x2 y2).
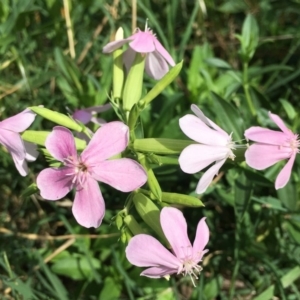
126 207 209 286
179 104 235 194
103 24 175 80
245 112 299 189
0 109 38 176
36 122 147 228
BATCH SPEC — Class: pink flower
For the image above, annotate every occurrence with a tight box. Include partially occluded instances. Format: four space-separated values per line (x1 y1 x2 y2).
125 207 209 286
72 103 111 126
179 105 235 194
103 25 175 80
0 109 38 176
245 112 299 189
36 122 147 228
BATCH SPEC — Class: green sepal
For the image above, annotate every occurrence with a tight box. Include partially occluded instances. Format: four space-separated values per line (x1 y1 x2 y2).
138 153 162 201
21 183 39 198
139 60 183 107
123 53 145 111
30 106 83 132
22 130 86 150
113 27 125 99
140 189 204 207
124 215 145 235
134 138 194 155
133 193 168 245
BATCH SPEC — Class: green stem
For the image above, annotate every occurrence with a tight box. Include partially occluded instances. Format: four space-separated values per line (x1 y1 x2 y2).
243 62 256 116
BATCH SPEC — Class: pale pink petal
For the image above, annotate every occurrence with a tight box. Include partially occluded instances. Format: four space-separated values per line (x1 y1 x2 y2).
24 141 38 161
85 103 111 113
196 158 226 194
37 167 74 200
123 47 137 73
0 109 35 132
102 38 132 53
73 110 92 124
81 121 129 163
0 129 25 160
179 144 229 174
129 31 155 52
141 266 177 278
245 127 288 145
275 152 296 189
160 207 192 259
191 104 228 136
90 117 106 125
153 39 175 66
179 114 228 146
125 234 181 270
45 127 77 162
11 155 28 176
91 159 147 192
145 51 169 80
269 112 291 135
245 144 291 170
193 217 209 261
72 177 105 228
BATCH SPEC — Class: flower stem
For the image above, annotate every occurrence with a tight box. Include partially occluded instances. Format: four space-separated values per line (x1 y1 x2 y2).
243 62 256 117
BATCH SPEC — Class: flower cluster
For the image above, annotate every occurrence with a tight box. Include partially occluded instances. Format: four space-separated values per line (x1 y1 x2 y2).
179 106 299 192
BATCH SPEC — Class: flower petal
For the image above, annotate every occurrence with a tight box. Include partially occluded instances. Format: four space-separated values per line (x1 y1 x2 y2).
193 217 209 261
37 167 74 200
129 31 156 52
81 121 129 163
123 47 137 73
72 177 105 228
0 129 25 160
275 152 296 190
73 110 92 124
102 38 132 53
24 141 39 161
0 109 35 132
125 234 181 270
245 127 288 145
153 39 175 66
11 155 28 176
160 207 192 259
191 104 228 136
141 266 177 278
84 103 111 113
245 144 291 170
46 127 77 162
91 158 147 192
196 158 226 194
179 144 229 174
269 112 291 135
179 115 228 146
145 51 169 80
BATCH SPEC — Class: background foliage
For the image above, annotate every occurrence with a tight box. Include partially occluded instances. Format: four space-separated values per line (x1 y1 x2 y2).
1 0 300 299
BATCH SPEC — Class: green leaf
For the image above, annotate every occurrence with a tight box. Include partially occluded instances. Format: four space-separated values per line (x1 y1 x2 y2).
205 58 232 69
51 255 100 281
211 92 244 140
280 99 297 120
140 60 183 107
253 267 300 300
99 277 122 300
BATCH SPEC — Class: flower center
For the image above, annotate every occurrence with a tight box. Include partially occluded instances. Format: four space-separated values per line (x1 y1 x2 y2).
64 156 89 188
289 134 300 153
178 247 203 287
227 133 236 160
